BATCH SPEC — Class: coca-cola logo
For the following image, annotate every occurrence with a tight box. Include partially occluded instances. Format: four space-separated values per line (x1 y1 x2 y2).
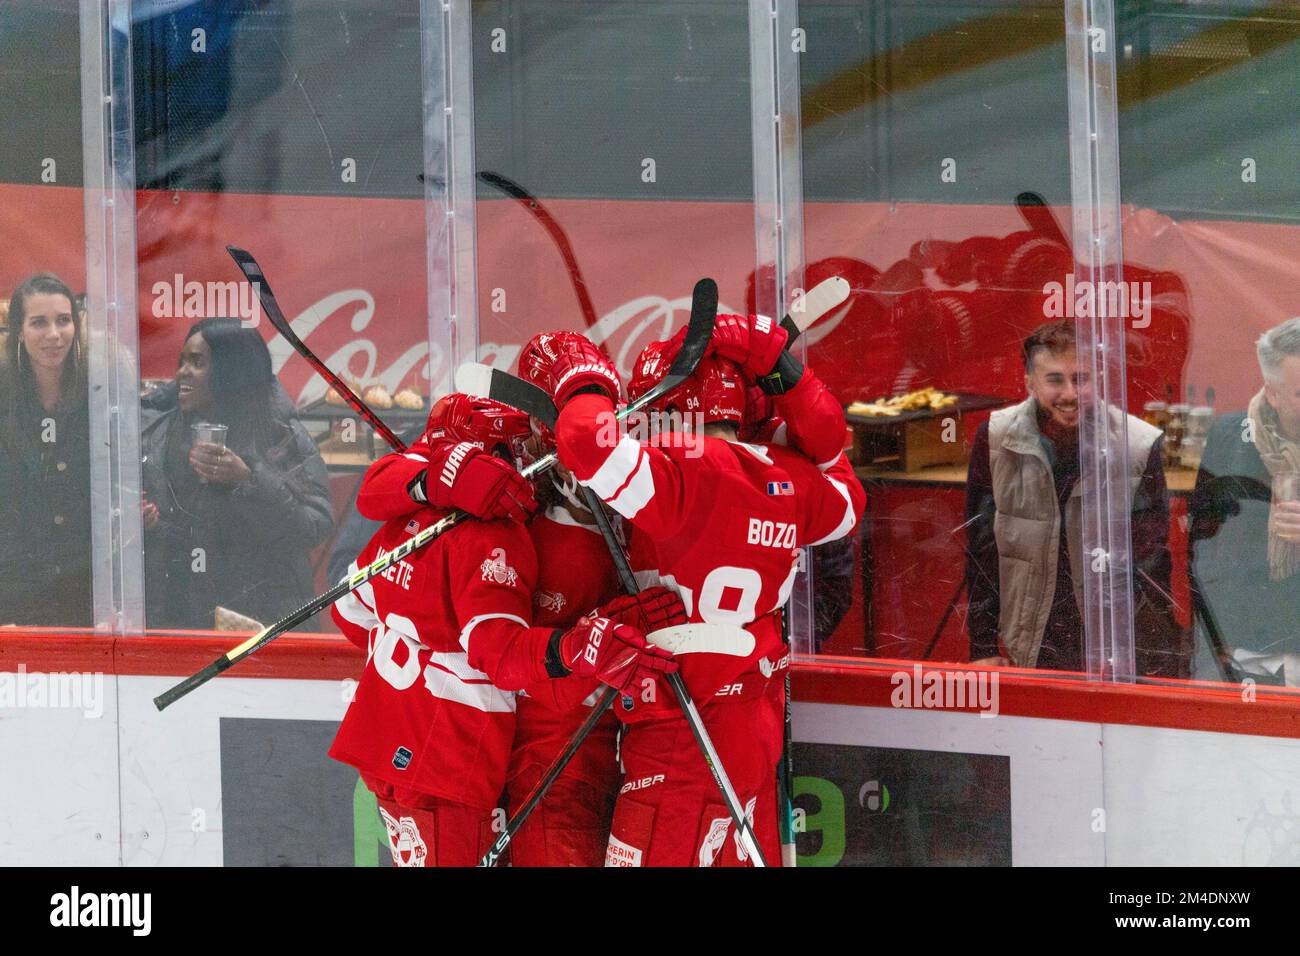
269 288 753 404
267 288 451 405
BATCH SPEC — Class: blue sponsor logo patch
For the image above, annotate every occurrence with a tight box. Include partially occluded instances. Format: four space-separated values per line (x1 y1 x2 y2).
393 746 414 770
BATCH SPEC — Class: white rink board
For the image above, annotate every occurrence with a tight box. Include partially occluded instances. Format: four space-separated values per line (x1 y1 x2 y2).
1102 723 1300 866
5 667 1300 865
116 675 350 866
0 676 121 866
794 701 1107 865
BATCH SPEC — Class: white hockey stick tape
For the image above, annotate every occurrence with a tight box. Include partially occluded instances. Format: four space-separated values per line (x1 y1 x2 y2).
453 362 495 399
790 275 850 332
647 623 756 657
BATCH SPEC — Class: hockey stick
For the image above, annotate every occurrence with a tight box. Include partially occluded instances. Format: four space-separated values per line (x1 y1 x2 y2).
777 602 797 867
471 277 858 867
475 624 748 869
226 246 409 453
473 278 736 865
1014 191 1070 248
456 274 846 424
152 456 562 711
159 276 721 713
478 171 599 330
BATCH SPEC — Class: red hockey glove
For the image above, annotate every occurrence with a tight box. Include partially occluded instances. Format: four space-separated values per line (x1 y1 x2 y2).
553 615 677 695
519 331 621 408
413 441 537 522
595 586 687 636
711 312 789 379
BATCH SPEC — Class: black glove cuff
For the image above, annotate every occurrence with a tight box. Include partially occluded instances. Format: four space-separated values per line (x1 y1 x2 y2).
758 351 804 395
408 472 428 504
545 628 572 678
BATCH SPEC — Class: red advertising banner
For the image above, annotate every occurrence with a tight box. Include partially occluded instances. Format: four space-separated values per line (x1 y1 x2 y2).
2 184 1297 418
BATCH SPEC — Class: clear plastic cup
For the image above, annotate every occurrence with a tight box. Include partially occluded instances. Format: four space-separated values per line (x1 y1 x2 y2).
192 423 228 483
191 422 228 450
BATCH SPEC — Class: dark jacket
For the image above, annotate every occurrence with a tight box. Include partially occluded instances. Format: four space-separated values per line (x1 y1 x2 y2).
1188 411 1300 677
0 374 92 627
140 394 333 629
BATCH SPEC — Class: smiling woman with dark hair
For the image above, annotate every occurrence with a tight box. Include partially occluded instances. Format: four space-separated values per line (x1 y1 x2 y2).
0 272 93 627
140 317 333 630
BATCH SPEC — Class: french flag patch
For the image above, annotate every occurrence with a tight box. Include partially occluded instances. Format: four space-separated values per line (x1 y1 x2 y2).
767 480 794 496
405 518 420 534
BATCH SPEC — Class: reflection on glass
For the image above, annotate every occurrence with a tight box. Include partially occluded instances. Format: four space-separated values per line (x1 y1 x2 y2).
1117 2 1300 686
130 3 430 634
1190 320 1300 686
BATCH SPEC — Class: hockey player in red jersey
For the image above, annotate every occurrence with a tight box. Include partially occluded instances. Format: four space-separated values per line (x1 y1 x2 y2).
329 393 679 866
522 321 865 866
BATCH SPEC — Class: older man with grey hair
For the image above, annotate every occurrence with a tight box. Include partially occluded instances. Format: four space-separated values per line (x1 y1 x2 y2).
1188 316 1300 685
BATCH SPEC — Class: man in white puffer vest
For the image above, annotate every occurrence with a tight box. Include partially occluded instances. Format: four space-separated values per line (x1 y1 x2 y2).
963 320 1181 675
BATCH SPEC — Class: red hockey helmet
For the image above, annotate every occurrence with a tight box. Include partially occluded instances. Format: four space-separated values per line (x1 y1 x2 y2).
627 335 746 425
516 330 621 447
424 392 531 463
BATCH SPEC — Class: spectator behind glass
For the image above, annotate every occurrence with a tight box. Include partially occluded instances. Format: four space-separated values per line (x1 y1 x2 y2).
1189 317 1300 685
141 318 333 630
0 299 10 365
0 273 92 627
963 320 1180 676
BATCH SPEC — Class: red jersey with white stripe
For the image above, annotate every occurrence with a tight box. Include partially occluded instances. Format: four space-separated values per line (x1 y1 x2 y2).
354 433 437 520
555 394 865 719
329 511 540 812
510 505 622 789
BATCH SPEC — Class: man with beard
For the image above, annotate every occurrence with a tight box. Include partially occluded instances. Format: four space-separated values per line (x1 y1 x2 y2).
963 320 1179 675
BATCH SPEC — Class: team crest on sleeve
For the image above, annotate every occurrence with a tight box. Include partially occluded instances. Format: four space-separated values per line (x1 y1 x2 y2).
535 590 566 613
480 547 519 586
379 807 428 868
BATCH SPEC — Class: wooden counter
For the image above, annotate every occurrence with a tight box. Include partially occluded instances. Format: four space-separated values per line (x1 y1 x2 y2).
854 461 1198 496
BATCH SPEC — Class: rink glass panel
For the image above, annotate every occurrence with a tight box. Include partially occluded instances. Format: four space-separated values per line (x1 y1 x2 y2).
127 1 432 634
1113 3 1300 688
0 1 97 632
468 1 758 373
1 0 1294 701
794 1 1088 672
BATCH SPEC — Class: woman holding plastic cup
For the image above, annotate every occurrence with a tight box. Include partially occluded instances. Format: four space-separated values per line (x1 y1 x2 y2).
140 317 333 630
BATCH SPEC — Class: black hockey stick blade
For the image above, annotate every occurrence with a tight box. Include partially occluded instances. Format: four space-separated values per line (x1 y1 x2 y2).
478 171 599 330
1014 191 1070 249
634 277 717 411
226 245 408 453
454 363 559 429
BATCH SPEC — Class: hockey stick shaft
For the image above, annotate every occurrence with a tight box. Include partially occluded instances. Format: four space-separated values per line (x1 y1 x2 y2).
153 454 558 711
478 171 598 330
478 685 618 867
665 671 766 865
777 602 796 867
478 278 736 864
580 486 770 866
226 246 409 453
574 277 766 864
477 278 839 864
